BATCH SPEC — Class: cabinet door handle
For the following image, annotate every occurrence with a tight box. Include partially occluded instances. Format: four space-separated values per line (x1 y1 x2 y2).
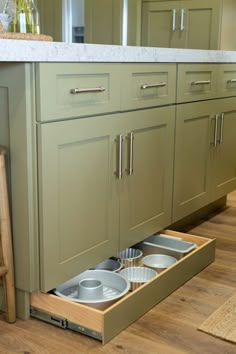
191 80 211 86
219 113 224 145
141 82 167 89
212 114 219 148
180 8 185 32
227 79 236 83
126 132 134 176
70 87 105 94
115 135 123 179
172 9 176 32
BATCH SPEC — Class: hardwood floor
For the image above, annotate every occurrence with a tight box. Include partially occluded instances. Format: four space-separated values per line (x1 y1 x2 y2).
1 192 236 353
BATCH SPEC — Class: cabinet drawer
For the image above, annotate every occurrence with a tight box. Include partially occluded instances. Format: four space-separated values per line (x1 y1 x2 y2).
218 64 236 98
121 64 176 110
36 63 121 122
177 64 218 103
30 230 215 344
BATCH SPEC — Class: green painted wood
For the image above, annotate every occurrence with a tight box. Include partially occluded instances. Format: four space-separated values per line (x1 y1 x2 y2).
177 63 218 103
36 63 121 122
0 63 39 293
37 0 62 41
37 114 120 292
212 98 236 199
119 106 175 250
85 0 122 45
218 64 236 98
172 100 213 222
121 63 177 110
142 0 222 50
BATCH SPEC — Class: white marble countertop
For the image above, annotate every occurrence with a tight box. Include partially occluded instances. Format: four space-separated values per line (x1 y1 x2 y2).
1 39 236 63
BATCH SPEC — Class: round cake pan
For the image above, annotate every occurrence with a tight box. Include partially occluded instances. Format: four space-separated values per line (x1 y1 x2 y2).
142 254 177 271
54 270 130 309
115 248 143 267
120 266 157 291
90 258 123 272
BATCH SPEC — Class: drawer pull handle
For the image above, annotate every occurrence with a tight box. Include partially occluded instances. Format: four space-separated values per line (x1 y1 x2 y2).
172 9 176 32
219 113 224 145
227 79 236 83
141 82 167 89
191 80 211 86
115 135 123 179
180 8 185 32
70 87 105 94
126 132 134 176
212 114 219 148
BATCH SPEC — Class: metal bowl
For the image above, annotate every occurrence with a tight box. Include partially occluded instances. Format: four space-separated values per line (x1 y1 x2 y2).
120 266 157 291
142 254 177 271
115 248 143 267
90 258 123 272
54 270 130 309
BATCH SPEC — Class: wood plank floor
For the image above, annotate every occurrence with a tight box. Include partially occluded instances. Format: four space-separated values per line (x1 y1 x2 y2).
1 192 236 353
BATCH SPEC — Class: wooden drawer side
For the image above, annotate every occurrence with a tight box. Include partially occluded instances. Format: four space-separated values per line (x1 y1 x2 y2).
102 238 215 343
30 232 215 344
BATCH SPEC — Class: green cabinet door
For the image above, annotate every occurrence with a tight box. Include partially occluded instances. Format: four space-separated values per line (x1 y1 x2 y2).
212 98 236 199
37 115 119 292
119 106 175 249
183 0 221 50
173 100 214 222
142 1 182 48
142 0 222 50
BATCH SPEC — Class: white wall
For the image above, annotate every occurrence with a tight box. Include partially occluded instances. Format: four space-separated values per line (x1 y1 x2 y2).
72 0 84 27
0 0 5 12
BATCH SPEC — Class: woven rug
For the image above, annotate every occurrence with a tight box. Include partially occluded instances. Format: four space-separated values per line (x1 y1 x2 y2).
198 293 236 344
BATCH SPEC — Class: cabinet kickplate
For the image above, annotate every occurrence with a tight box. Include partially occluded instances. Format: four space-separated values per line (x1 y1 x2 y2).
30 307 67 329
67 321 102 341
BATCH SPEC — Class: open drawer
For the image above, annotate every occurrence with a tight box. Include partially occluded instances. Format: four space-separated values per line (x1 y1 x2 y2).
30 230 215 344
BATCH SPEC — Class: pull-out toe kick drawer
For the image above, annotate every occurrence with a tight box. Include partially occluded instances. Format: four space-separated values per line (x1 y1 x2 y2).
30 230 215 344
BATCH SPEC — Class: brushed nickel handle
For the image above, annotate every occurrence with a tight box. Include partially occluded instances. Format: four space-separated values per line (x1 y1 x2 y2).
180 8 185 32
141 82 167 89
191 80 211 86
70 87 105 94
126 132 134 176
219 113 224 145
172 9 176 32
115 135 123 179
212 114 219 148
227 79 236 83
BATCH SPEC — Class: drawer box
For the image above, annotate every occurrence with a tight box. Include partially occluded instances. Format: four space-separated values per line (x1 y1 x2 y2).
30 230 215 344
218 64 236 98
35 63 121 122
177 64 218 103
121 64 176 110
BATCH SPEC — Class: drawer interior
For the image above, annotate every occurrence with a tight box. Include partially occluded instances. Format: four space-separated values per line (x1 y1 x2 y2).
30 230 215 344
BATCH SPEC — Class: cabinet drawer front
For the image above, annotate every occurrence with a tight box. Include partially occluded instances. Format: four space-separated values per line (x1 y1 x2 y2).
31 230 215 344
121 64 176 110
177 64 218 103
218 64 236 98
36 63 120 122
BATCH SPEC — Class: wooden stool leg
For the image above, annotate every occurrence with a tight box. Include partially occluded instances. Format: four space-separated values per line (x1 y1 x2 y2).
0 148 16 323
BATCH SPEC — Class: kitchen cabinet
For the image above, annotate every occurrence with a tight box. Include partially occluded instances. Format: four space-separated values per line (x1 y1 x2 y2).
119 106 175 250
37 114 120 292
173 97 236 222
142 0 235 50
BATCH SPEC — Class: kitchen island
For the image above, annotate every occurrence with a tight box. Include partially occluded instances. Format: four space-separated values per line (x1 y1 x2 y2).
0 40 236 343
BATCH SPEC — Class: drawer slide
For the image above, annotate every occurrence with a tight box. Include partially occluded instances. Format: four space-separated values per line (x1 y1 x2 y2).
30 306 102 341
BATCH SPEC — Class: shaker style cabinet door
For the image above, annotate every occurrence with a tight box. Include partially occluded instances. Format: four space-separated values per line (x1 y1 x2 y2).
142 0 222 50
212 98 236 200
119 106 175 250
172 100 213 222
37 115 120 292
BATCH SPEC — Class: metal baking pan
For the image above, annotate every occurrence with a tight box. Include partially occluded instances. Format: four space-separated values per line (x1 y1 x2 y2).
136 233 197 259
